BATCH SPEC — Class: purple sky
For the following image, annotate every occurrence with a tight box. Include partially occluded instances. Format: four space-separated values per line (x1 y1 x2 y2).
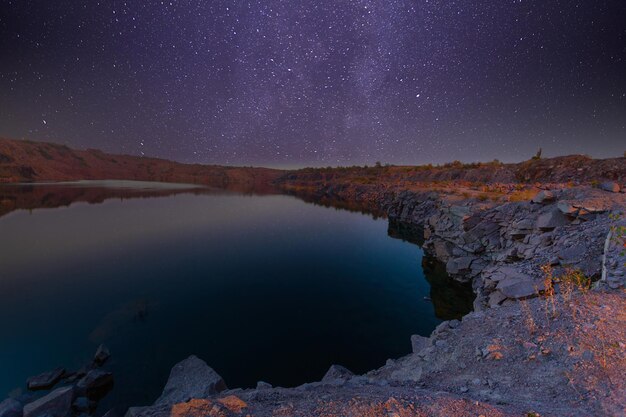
1 0 625 167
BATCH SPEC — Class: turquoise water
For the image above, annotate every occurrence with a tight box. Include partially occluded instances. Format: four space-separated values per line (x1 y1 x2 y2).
0 182 472 412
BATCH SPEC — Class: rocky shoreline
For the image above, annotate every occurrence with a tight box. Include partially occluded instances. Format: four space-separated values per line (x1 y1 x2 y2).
0 345 114 417
117 179 625 417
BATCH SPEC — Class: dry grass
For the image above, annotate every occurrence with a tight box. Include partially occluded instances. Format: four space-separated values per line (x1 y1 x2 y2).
509 189 537 202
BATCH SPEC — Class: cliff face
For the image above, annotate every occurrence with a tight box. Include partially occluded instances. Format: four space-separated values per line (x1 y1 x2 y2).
0 138 283 190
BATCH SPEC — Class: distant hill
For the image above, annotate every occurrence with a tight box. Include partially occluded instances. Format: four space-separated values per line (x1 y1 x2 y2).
1 137 624 188
277 155 626 187
0 137 283 190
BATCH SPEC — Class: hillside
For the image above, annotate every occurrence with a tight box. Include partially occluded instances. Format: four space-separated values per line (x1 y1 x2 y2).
0 138 282 190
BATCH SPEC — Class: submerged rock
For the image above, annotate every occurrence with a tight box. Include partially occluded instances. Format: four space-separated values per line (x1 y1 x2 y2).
93 344 111 366
155 355 227 406
23 386 74 417
27 368 65 390
76 370 114 396
0 399 22 417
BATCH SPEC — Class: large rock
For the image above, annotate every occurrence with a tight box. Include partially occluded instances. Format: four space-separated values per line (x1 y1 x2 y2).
155 356 226 406
532 190 555 204
0 399 22 417
488 290 507 307
536 208 569 230
23 386 74 417
496 275 546 299
76 370 113 395
558 244 587 265
557 201 578 215
445 256 474 275
433 240 454 261
449 205 470 220
599 182 620 193
411 334 430 354
27 368 65 390
321 365 354 383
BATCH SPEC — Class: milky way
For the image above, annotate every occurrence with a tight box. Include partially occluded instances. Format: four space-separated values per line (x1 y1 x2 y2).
0 1 625 166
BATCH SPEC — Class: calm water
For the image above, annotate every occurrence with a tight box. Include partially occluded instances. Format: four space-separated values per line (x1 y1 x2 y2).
0 182 472 412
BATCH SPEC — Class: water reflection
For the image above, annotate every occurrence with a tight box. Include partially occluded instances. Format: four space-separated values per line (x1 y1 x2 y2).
387 219 475 320
0 180 282 219
0 180 474 411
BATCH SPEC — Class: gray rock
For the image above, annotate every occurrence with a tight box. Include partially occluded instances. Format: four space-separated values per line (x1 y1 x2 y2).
557 201 578 215
446 256 474 274
155 355 226 406
433 240 454 261
599 182 620 193
411 334 430 354
448 319 461 329
76 370 113 395
72 397 90 412
0 398 22 417
488 290 507 307
496 275 545 299
101 410 118 417
256 381 272 390
27 368 65 390
23 386 74 417
558 244 587 264
449 205 470 219
536 208 569 230
124 407 148 417
532 190 555 204
94 344 111 365
322 365 354 382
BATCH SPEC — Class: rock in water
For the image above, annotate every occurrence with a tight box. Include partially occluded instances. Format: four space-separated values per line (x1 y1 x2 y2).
321 365 354 383
76 370 114 396
155 356 227 405
0 398 23 417
27 368 65 390
72 397 91 412
23 386 74 417
94 344 111 365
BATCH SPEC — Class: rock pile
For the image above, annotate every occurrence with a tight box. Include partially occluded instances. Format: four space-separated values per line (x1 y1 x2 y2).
0 345 114 417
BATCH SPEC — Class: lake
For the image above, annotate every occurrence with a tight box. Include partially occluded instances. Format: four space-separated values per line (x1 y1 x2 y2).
0 181 473 413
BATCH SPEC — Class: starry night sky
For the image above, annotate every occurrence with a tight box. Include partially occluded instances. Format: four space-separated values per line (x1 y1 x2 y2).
0 1 625 167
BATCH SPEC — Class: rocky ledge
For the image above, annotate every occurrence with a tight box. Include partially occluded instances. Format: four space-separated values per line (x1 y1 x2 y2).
386 185 626 309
